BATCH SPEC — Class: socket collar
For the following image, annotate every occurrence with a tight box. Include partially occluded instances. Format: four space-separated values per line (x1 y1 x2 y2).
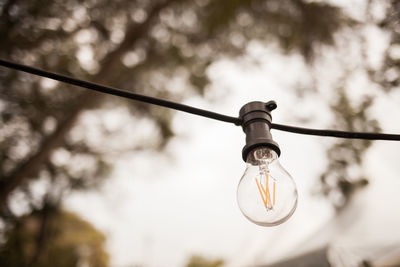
239 101 280 161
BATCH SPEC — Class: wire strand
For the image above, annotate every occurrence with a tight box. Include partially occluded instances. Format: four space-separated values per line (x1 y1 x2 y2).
1 58 400 141
0 59 241 125
271 123 400 141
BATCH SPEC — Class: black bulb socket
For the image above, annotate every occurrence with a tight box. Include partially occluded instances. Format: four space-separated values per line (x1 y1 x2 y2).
239 101 281 161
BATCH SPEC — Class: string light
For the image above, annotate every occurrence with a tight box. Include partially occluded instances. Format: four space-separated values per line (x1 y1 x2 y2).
237 101 297 226
1 58 400 226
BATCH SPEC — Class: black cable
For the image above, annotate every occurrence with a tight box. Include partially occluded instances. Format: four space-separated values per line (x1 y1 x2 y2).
1 58 400 141
0 59 242 125
271 123 400 141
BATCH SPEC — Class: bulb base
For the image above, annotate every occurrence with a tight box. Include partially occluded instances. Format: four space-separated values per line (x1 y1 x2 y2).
239 101 281 161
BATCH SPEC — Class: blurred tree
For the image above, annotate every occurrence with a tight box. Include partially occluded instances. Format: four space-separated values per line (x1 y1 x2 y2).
186 255 224 267
374 0 400 91
318 90 379 210
317 0 399 210
0 0 348 228
0 206 109 267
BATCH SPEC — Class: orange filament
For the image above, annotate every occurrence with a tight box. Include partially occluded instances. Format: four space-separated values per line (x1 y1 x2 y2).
266 173 270 206
273 181 276 205
255 178 268 207
255 173 277 210
260 182 268 202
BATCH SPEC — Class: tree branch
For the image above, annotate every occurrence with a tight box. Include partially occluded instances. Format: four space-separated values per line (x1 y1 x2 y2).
0 0 174 207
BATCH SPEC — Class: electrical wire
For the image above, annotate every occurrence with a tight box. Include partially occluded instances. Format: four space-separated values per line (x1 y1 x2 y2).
1 58 400 141
0 59 241 125
271 123 400 141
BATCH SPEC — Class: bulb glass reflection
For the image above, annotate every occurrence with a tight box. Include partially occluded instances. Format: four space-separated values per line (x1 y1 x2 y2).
237 147 298 226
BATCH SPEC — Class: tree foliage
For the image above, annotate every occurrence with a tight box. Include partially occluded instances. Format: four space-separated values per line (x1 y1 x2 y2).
186 255 224 267
317 0 399 210
0 208 109 267
375 0 400 91
319 91 379 209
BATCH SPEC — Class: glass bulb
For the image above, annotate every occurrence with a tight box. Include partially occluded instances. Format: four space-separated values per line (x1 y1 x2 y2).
237 147 298 226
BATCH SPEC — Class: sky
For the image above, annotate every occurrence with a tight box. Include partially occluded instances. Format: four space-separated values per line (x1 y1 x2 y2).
65 2 400 267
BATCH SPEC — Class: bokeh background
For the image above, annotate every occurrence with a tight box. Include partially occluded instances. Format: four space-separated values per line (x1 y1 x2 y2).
0 0 400 266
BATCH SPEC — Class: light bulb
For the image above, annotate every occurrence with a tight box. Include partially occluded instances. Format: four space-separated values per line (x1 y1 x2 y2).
237 147 298 226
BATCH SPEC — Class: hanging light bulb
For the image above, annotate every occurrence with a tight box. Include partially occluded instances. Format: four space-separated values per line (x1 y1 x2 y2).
237 101 298 226
237 146 297 226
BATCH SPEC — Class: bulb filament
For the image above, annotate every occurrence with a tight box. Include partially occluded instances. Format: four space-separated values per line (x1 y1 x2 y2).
255 172 276 210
